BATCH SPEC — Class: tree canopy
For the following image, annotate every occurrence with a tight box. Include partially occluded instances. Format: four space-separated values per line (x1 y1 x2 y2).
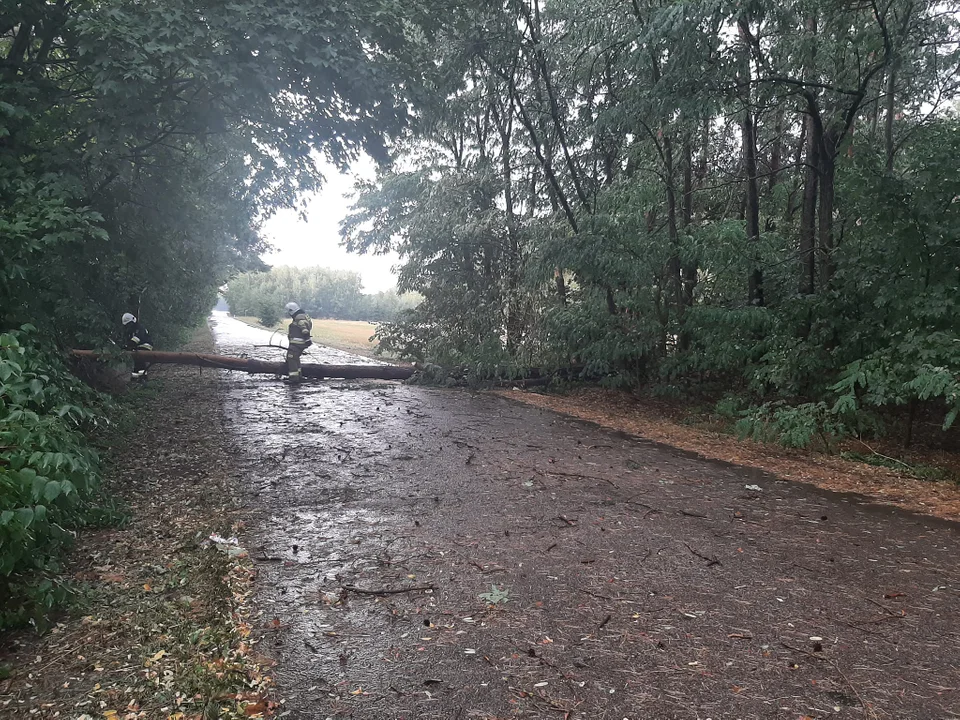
1 0 427 345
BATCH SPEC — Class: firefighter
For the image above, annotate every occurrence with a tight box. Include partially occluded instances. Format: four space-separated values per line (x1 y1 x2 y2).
121 313 153 379
284 302 312 384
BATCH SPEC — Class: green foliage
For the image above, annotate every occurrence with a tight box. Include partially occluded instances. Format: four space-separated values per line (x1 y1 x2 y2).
478 585 510 605
342 0 959 450
256 302 282 329
734 402 847 450
839 452 958 484
0 329 111 629
0 0 435 629
1 0 432 346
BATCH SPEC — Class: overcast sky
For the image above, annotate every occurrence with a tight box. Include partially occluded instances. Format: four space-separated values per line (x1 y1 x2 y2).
260 156 400 294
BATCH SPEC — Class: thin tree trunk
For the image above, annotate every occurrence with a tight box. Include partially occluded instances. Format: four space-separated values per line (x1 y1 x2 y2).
817 129 838 287
884 66 897 172
798 14 819 296
769 107 783 193
799 109 820 295
739 18 763 307
742 108 763 306
679 136 697 352
663 133 682 313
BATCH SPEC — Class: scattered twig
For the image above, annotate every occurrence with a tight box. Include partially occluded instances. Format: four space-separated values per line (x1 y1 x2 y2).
854 438 915 472
848 612 905 626
683 542 721 567
863 596 900 617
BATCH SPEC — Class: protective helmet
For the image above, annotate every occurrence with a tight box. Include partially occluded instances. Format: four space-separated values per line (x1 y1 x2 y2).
121 313 136 325
284 302 300 314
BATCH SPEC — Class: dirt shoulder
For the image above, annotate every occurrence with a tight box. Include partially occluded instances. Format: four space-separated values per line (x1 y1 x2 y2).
497 387 960 522
0 325 273 719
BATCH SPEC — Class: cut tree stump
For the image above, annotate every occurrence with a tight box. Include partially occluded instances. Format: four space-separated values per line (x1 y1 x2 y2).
70 349 414 381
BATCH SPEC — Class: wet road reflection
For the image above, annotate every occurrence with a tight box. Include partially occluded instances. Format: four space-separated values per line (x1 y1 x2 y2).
208 312 960 720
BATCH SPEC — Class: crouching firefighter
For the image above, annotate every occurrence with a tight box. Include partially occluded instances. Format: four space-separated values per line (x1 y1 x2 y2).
284 302 312 384
121 313 153 379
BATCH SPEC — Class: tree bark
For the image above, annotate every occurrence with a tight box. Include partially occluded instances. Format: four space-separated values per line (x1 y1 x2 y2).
739 18 763 307
663 133 682 313
678 136 697 352
799 109 820 295
742 107 763 306
817 129 838 287
769 107 783 193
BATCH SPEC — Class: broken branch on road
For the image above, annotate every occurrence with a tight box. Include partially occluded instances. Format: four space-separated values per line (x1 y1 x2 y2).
684 542 722 567
342 584 436 595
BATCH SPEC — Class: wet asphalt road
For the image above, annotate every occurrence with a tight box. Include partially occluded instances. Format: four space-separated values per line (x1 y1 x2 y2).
210 313 960 720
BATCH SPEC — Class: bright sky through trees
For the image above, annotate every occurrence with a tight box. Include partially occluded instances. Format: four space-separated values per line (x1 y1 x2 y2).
262 157 400 293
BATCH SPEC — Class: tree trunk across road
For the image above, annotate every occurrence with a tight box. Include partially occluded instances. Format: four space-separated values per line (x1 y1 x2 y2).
70 349 416 381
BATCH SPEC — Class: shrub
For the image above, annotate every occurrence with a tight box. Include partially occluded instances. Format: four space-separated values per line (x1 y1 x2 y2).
0 327 110 629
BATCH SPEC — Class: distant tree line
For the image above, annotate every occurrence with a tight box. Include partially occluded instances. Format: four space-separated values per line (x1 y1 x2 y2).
223 266 420 325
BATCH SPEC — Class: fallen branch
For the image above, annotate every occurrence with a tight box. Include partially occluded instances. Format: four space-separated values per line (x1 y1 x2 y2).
342 584 435 595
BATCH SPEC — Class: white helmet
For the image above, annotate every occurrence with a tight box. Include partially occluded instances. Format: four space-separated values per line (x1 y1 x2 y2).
284 302 300 314
121 313 136 325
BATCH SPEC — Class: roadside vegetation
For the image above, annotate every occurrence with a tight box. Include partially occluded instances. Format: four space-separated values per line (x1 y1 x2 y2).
3 0 959 641
342 0 960 456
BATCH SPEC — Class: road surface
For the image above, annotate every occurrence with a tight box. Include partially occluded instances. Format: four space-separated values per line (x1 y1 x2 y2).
210 312 960 720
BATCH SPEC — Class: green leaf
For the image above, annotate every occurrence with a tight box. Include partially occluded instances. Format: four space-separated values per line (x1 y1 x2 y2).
43 481 63 503
15 507 34 529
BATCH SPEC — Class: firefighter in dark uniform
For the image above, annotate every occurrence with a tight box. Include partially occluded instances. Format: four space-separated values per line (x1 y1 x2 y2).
284 302 312 384
121 312 153 379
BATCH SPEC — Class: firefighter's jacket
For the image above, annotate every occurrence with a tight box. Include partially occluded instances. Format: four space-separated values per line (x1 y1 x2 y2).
288 311 313 348
124 321 153 351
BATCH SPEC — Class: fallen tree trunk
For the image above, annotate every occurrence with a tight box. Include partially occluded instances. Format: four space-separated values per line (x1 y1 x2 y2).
70 349 415 381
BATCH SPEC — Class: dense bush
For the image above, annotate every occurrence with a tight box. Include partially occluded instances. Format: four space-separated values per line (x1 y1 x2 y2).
0 329 112 629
